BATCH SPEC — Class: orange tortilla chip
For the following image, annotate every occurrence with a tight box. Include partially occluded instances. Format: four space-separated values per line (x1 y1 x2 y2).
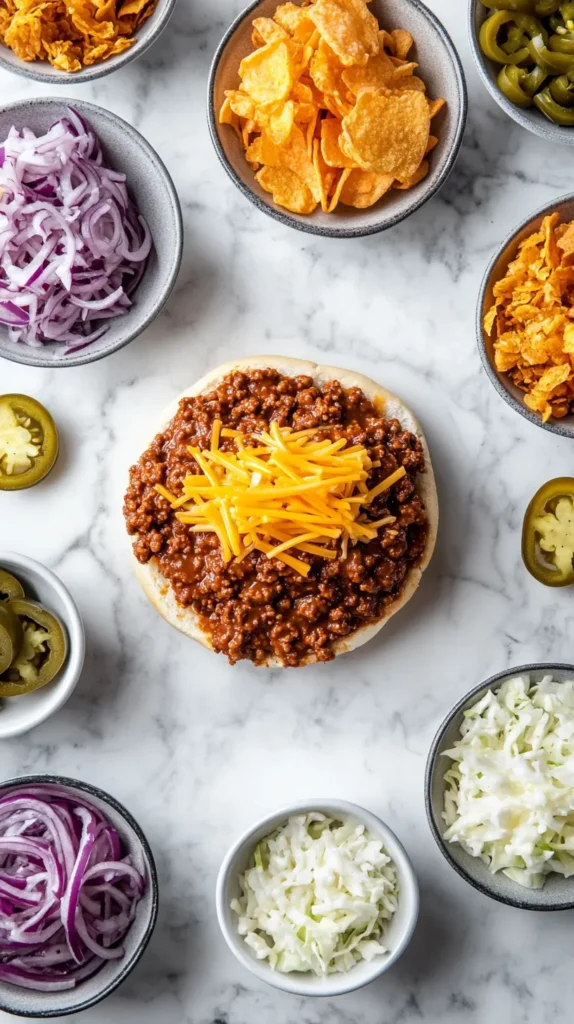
0 0 157 69
340 88 430 181
339 168 394 208
256 165 317 214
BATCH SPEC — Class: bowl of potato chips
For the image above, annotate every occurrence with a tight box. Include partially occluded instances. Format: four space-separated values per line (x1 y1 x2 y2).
208 0 467 237
0 0 176 82
478 194 574 437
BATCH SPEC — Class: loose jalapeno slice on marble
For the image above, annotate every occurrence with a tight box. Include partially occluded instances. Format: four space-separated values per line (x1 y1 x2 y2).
0 570 25 603
0 395 58 491
0 600 66 696
0 604 22 675
522 478 574 586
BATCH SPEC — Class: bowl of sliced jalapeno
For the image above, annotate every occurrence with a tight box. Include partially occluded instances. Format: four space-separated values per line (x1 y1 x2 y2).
0 553 84 738
470 0 574 142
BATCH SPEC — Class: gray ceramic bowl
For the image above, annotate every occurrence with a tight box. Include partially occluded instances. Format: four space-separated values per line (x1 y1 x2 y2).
426 663 574 911
469 0 574 145
0 774 158 1017
0 552 85 739
477 192 574 438
208 0 467 237
0 0 175 84
0 98 182 368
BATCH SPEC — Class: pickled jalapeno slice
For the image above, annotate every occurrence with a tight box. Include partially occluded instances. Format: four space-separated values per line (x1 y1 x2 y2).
0 600 66 696
522 477 574 586
0 395 58 491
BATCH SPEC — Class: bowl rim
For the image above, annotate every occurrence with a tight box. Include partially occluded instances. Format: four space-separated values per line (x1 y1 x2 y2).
475 191 574 438
0 551 85 739
215 797 419 996
206 0 468 238
467 0 574 145
0 773 159 1018
0 97 183 369
425 662 574 911
0 0 177 84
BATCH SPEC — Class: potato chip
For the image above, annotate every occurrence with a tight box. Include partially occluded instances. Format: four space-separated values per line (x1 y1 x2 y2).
308 0 379 66
256 165 317 214
428 97 446 119
340 88 430 181
391 28 413 60
240 39 294 107
274 1 316 42
328 166 352 212
220 0 445 217
320 117 354 168
252 16 289 46
268 100 295 145
394 159 428 189
341 49 395 95
339 167 394 207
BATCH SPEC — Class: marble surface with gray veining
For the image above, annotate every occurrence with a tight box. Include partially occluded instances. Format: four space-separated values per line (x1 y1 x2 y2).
2 1 574 1021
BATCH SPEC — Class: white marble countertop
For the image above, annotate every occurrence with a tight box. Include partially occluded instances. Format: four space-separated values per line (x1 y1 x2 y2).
3 1 574 1021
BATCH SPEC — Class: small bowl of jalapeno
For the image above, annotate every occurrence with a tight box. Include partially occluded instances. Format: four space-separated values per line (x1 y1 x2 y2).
470 0 574 143
0 553 84 738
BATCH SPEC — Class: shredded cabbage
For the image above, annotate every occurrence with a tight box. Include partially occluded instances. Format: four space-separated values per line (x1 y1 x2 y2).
443 674 574 889
231 813 398 975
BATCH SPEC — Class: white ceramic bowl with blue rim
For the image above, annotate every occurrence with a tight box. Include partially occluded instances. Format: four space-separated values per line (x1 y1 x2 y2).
0 97 183 368
0 0 176 84
0 552 85 738
208 0 467 238
0 773 158 1017
215 798 419 996
469 0 574 145
426 663 574 910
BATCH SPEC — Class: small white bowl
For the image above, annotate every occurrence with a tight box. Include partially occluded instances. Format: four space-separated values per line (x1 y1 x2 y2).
215 799 419 997
0 552 85 738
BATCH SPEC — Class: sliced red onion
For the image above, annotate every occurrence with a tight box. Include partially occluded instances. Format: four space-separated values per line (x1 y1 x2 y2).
0 786 145 992
0 109 152 351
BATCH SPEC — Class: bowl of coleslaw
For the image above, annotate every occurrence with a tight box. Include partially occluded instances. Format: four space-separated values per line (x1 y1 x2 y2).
426 664 574 911
215 799 419 996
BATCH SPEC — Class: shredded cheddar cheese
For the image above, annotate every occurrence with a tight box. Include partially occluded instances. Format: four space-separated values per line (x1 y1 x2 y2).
154 420 404 576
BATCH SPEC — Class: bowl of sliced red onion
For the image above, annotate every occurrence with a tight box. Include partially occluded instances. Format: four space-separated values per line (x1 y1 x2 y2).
0 98 182 368
0 776 158 1017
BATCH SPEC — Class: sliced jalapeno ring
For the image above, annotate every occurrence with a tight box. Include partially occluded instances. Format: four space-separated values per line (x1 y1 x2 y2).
480 11 546 65
522 477 574 586
0 395 58 492
0 570 25 603
549 31 574 52
0 600 67 696
549 71 574 102
498 65 535 104
529 31 574 71
0 605 22 675
533 83 574 118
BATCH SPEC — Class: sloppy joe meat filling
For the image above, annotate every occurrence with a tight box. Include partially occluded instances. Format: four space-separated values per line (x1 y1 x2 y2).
123 369 429 666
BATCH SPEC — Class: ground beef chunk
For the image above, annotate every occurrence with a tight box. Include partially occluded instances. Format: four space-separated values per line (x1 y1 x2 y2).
123 368 429 666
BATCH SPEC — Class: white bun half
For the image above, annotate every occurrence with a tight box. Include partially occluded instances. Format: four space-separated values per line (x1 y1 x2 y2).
131 357 438 666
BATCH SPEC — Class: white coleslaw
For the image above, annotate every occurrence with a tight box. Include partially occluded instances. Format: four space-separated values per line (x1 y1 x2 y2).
443 674 574 889
231 812 398 975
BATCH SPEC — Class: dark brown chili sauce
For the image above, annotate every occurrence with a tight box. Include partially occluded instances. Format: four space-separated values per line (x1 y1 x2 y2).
123 369 428 666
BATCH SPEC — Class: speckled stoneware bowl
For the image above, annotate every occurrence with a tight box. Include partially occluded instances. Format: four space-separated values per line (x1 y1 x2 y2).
477 192 574 438
0 98 183 369
470 0 574 145
0 552 84 739
0 774 158 1018
426 663 574 911
0 0 176 84
216 799 419 996
208 0 467 238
